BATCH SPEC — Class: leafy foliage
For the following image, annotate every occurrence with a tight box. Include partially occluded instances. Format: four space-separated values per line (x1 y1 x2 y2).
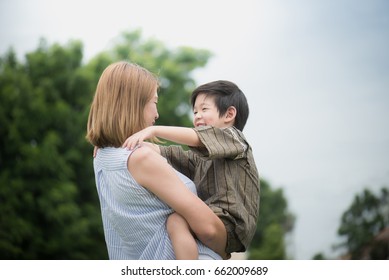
336 187 389 259
0 40 103 259
94 29 212 127
248 179 295 259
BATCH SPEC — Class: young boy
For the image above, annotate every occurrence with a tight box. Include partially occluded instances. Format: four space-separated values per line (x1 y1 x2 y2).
123 80 260 259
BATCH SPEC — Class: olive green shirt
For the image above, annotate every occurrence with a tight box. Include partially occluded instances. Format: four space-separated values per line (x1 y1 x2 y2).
160 126 260 253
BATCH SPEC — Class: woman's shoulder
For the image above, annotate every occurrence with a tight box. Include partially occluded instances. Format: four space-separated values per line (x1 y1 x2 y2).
95 147 133 170
126 144 165 172
127 144 159 162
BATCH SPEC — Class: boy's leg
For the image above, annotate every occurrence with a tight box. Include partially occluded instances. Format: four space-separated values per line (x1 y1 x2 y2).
167 212 198 260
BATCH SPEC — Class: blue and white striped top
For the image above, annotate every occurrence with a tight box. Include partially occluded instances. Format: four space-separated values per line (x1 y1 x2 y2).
93 147 221 260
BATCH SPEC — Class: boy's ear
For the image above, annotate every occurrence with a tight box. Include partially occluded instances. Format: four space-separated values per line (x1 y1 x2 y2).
225 106 237 123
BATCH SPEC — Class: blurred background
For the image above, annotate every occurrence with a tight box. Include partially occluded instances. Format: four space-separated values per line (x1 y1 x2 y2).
1 0 388 260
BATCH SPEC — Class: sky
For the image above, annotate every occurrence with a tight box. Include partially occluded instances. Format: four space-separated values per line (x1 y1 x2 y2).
1 0 389 259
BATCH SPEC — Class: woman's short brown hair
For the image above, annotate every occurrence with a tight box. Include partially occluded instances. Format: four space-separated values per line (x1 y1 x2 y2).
86 61 159 147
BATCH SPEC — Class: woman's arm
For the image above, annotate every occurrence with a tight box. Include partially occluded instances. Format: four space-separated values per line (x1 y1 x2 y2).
127 145 227 258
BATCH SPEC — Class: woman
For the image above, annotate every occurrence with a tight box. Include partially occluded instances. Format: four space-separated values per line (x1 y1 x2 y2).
86 61 226 259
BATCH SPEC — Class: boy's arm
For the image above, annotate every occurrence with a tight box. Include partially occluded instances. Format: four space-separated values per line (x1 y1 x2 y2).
160 145 197 180
122 126 203 150
143 142 198 181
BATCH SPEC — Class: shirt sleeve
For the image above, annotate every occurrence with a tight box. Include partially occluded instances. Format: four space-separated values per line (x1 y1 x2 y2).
159 145 198 180
190 126 248 160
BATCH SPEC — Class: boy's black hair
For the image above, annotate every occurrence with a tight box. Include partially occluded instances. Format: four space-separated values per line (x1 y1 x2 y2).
191 80 249 131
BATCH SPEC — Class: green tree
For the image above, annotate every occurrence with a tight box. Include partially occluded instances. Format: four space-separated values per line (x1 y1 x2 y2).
335 187 389 259
0 30 212 259
0 40 104 259
88 29 212 127
248 179 295 260
312 253 326 260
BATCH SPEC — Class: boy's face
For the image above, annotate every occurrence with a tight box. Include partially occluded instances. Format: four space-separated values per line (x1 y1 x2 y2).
192 93 226 128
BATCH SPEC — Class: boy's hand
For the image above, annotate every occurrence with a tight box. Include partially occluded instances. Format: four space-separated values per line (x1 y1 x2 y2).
122 127 155 150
